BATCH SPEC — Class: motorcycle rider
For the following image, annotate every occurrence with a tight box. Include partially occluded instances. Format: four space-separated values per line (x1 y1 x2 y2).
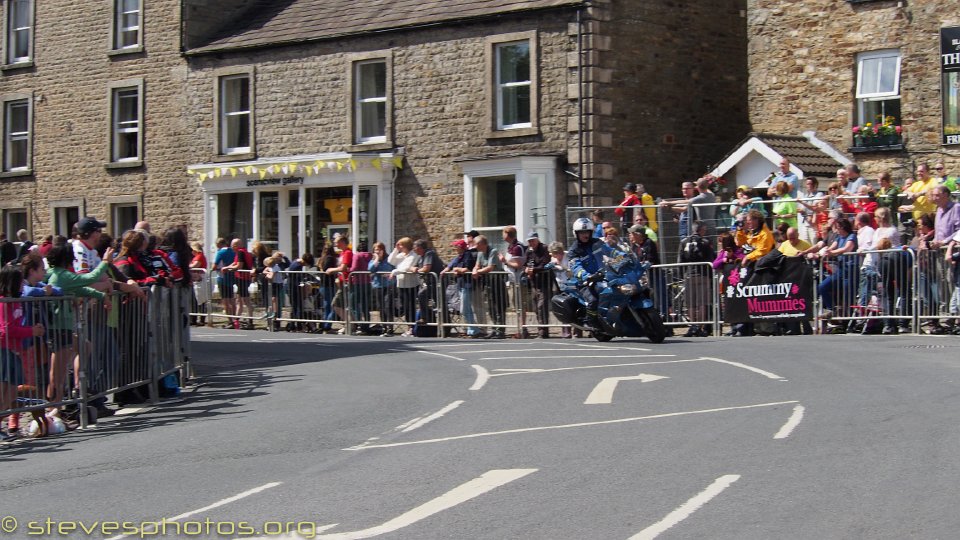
567 217 614 328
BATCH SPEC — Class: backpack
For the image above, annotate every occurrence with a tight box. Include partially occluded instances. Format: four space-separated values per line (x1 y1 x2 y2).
679 235 708 263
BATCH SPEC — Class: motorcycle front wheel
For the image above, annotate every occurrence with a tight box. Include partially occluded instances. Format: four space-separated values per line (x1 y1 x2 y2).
639 307 667 344
592 331 614 342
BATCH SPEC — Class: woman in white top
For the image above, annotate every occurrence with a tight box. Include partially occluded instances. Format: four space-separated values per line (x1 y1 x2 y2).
389 237 418 335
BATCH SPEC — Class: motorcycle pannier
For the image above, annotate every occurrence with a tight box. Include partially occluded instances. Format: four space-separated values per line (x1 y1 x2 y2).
550 292 583 324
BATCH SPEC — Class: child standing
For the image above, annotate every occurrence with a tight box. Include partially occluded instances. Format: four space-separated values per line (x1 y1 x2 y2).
1 266 45 440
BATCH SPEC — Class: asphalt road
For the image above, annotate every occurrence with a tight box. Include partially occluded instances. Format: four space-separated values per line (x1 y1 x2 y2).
3 330 960 539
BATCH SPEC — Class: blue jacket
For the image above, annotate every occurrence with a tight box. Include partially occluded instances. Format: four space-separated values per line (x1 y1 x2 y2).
567 237 611 281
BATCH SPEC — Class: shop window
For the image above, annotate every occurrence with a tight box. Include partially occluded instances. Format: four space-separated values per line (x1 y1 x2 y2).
4 0 33 65
217 192 253 243
855 49 901 129
472 175 516 229
259 191 279 250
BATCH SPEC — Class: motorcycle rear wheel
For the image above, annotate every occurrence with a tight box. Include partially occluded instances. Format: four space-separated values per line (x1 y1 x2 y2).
593 331 614 342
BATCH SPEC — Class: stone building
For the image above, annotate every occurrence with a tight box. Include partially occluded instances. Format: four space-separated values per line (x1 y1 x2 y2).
0 0 749 257
0 0 191 240
746 0 960 181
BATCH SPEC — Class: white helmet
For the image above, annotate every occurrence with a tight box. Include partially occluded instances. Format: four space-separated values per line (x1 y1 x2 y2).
572 217 593 234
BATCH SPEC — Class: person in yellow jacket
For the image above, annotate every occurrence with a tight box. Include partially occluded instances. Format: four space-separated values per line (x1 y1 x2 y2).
735 209 775 266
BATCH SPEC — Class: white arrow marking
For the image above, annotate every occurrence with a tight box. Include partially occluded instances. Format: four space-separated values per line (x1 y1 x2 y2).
300 469 536 540
584 374 669 404
773 405 805 439
629 475 741 539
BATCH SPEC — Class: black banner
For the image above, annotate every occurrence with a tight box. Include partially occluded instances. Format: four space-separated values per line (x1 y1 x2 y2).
941 27 960 72
722 257 814 323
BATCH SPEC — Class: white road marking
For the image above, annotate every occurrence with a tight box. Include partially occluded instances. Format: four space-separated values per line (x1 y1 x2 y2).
394 417 423 431
773 405 805 439
106 482 282 540
470 365 490 390
489 359 700 377
346 401 799 450
628 475 741 540
419 351 467 362
439 348 624 354
703 357 786 381
584 374 669 405
481 354 677 361
292 469 536 540
573 343 652 351
400 401 464 433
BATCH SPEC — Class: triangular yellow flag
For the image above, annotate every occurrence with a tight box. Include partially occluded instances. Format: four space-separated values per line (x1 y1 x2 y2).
229 168 237 177
214 168 222 178
348 159 357 171
245 166 254 175
392 157 403 169
336 161 344 171
199 173 208 181
187 169 195 176
372 159 382 170
259 168 267 180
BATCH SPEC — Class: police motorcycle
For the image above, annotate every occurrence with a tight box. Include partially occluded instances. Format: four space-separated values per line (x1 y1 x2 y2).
550 220 667 343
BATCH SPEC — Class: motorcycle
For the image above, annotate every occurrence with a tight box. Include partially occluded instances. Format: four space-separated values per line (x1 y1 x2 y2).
550 245 668 343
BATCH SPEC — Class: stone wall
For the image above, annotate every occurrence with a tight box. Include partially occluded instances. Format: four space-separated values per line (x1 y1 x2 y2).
583 0 750 203
0 0 200 239
747 0 960 179
184 11 577 248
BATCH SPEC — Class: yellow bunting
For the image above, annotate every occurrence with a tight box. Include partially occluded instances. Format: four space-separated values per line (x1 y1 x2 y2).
199 173 208 181
229 168 237 177
259 168 267 180
372 159 382 170
245 166 254 175
336 161 344 171
392 157 403 169
187 169 195 176
214 168 222 178
348 159 357 171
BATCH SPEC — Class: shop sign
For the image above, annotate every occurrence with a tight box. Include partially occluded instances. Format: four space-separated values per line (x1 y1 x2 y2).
723 257 814 323
245 176 304 187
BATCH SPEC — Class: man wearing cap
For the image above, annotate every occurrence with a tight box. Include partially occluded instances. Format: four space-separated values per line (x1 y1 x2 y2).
72 217 115 293
445 239 482 337
523 231 551 338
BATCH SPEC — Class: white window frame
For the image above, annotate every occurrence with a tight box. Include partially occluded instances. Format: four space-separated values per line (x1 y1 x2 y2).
856 49 901 99
495 41 533 130
1 207 28 239
461 156 557 243
113 0 142 51
108 198 140 237
110 82 143 163
354 59 387 144
4 0 33 65
50 200 84 237
2 96 31 173
218 73 253 156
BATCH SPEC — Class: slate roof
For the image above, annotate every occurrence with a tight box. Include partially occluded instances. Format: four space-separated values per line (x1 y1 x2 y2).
189 0 584 54
750 133 845 177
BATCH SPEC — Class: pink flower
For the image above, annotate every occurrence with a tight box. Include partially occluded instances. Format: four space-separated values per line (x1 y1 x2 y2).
852 126 861 134
895 126 902 135
791 284 799 295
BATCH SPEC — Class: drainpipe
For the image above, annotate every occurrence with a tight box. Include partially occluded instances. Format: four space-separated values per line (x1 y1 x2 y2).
576 5 585 207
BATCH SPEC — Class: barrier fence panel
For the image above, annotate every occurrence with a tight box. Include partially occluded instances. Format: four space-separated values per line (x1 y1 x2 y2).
649 262 718 335
816 248 917 334
205 268 269 330
915 247 954 333
188 268 212 327
82 291 151 406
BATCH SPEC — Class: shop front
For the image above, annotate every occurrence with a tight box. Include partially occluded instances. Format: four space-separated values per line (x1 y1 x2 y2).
188 153 399 257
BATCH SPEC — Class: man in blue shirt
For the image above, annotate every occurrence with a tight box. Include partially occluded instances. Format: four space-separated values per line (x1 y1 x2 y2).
211 237 236 328
775 157 799 198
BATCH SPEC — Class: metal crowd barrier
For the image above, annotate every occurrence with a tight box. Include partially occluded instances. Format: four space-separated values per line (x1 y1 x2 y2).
815 248 918 334
203 268 265 329
648 262 719 335
1 285 190 435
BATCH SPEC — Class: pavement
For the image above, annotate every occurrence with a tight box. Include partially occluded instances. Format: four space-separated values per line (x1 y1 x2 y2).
2 330 960 539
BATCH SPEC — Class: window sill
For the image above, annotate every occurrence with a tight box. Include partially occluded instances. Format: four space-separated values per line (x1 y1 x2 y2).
212 152 257 163
486 127 539 140
848 144 904 154
107 46 144 58
1 61 34 72
105 160 143 170
0 169 33 179
348 141 394 153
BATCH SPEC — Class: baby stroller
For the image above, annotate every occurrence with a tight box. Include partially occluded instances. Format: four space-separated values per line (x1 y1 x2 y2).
444 282 463 337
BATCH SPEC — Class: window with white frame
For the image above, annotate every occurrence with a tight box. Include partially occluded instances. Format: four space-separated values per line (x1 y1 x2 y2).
111 86 140 162
462 156 555 242
5 0 33 64
495 41 532 130
53 205 80 237
2 208 27 239
219 74 251 154
856 49 901 128
111 203 139 236
114 0 141 50
354 59 387 144
472 175 516 229
3 98 30 172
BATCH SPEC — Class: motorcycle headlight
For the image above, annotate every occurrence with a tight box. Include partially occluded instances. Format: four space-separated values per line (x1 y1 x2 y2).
618 283 638 295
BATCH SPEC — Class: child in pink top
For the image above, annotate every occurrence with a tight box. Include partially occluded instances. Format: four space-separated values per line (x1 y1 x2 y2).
1 266 45 440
